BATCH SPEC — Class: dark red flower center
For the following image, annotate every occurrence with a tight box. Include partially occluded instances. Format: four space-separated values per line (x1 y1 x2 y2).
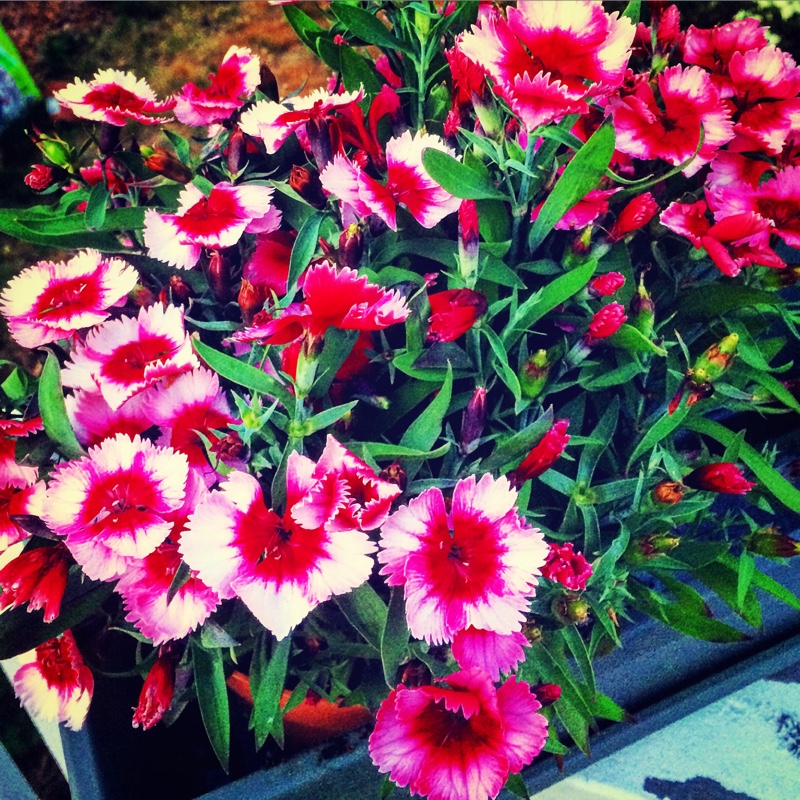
85 84 145 112
102 335 179 385
37 638 80 687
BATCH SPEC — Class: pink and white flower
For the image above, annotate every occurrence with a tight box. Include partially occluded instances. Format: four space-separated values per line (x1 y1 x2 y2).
369 669 548 800
0 417 43 490
180 456 375 640
43 434 189 582
143 182 281 270
459 1 635 130
13 631 94 730
62 303 198 410
320 131 462 230
0 482 46 552
451 628 530 682
0 250 137 349
117 542 219 644
239 87 364 153
66 388 155 447
378 474 548 645
54 69 175 126
174 46 261 127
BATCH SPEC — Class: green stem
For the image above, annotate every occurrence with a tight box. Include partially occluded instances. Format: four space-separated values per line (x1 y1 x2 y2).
509 134 537 265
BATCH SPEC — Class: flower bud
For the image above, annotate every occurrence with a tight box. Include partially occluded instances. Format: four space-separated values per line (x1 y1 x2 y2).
132 645 179 730
258 63 280 102
519 349 550 399
745 527 800 558
653 480 684 504
683 462 755 494
142 146 193 184
552 594 591 626
289 165 327 209
608 192 658 242
472 93 504 141
210 431 247 466
427 288 487 343
338 223 364 269
306 117 333 170
588 272 625 298
541 542 592 591
522 622 543 644
226 127 248 175
459 386 487 455
205 249 234 304
630 273 655 337
586 302 627 341
168 274 194 305
691 333 738 385
531 683 562 707
238 279 268 326
32 132 73 171
379 462 407 492
458 200 480 289
24 164 55 191
631 533 681 559
508 419 570 488
0 542 72 623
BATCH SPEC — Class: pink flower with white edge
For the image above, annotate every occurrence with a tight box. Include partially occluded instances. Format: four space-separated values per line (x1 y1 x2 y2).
610 65 734 176
239 86 364 153
369 669 548 800
147 367 236 485
0 542 72 623
13 631 94 730
705 153 771 212
459 1 634 131
451 628 530 682
174 46 261 126
0 482 46 552
0 417 43 490
54 69 175 125
293 435 401 532
117 542 219 645
43 434 189 582
378 474 548 645
320 131 462 230
180 457 375 640
144 181 281 270
62 304 198 410
65 388 154 448
233 261 409 346
0 250 138 349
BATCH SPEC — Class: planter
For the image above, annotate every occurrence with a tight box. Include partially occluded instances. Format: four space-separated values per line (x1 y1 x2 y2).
57 556 800 800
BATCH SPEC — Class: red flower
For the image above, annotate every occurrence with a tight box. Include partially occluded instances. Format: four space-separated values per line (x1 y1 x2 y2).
587 302 627 340
243 231 297 296
427 289 487 343
80 159 128 196
608 193 658 242
541 542 593 591
13 631 94 730
589 272 625 298
132 646 178 730
683 463 756 494
508 419 570 487
24 164 54 191
369 669 548 800
0 542 72 622
0 482 46 552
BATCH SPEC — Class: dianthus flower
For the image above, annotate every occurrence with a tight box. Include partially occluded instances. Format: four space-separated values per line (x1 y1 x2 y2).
0 542 72 622
541 542 593 591
427 289 488 343
65 389 154 448
369 669 548 800
451 628 530 682
24 164 54 191
54 69 175 125
587 302 627 340
0 482 46 552
589 272 625 297
684 462 756 494
0 250 138 349
378 474 548 645
0 418 44 491
508 419 570 488
180 456 376 640
13 631 94 730
174 46 261 126
62 303 198 410
607 193 658 242
243 230 297 296
43 434 189 582
143 181 281 270
459 0 634 130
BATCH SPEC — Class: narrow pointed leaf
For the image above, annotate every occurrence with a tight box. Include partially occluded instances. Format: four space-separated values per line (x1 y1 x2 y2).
422 149 508 200
252 635 291 750
191 641 230 773
381 587 410 688
336 583 388 651
39 351 85 459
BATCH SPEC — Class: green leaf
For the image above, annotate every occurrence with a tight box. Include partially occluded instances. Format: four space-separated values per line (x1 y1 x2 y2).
720 554 800 612
740 365 800 413
483 326 521 402
693 562 761 628
482 408 554 473
84 183 109 230
282 4 326 51
528 124 615 252
622 0 641 23
501 259 597 348
683 417 800 513
38 351 85 459
162 128 191 164
331 4 414 54
349 441 451 461
287 211 323 297
561 625 596 698
339 46 382 94
588 525 630 587
192 640 230 773
627 403 691 469
381 587 410 688
0 208 122 250
738 551 757 615
610 323 667 357
422 149 508 201
577 396 619 485
579 359 644 390
579 504 601 557
554 698 591 755
301 401 358 436
2 367 27 402
193 340 293 408
399 363 453 452
675 284 779 322
504 773 530 800
0 20 40 98
335 583 388 651
252 635 291 750
590 692 628 723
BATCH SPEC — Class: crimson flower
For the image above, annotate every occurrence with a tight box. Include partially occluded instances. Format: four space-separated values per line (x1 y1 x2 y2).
13 631 94 730
589 272 625 297
0 250 138 349
0 542 72 622
132 647 178 730
174 46 261 126
24 164 54 190
541 542 593 591
378 474 548 645
683 463 756 494
243 230 297 296
508 419 570 487
369 669 548 800
54 69 175 126
608 193 658 242
587 302 627 340
427 289 488 343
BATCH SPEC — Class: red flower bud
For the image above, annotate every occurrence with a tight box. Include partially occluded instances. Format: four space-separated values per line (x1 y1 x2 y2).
459 386 487 456
745 527 800 558
509 419 570 487
587 301 627 340
338 223 364 269
226 127 248 176
205 249 235 304
531 683 562 707
289 165 326 208
24 164 54 191
427 289 487 343
608 193 658 242
132 646 178 730
541 542 592 591
589 272 625 298
458 200 480 288
683 463 756 494
258 64 279 102
142 147 193 183
0 543 71 623
168 274 194 305
238 279 268 326
653 480 684 504
379 462 407 492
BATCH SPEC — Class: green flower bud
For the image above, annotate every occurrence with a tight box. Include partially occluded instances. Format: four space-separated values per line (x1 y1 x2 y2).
691 333 738 385
519 349 551 399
